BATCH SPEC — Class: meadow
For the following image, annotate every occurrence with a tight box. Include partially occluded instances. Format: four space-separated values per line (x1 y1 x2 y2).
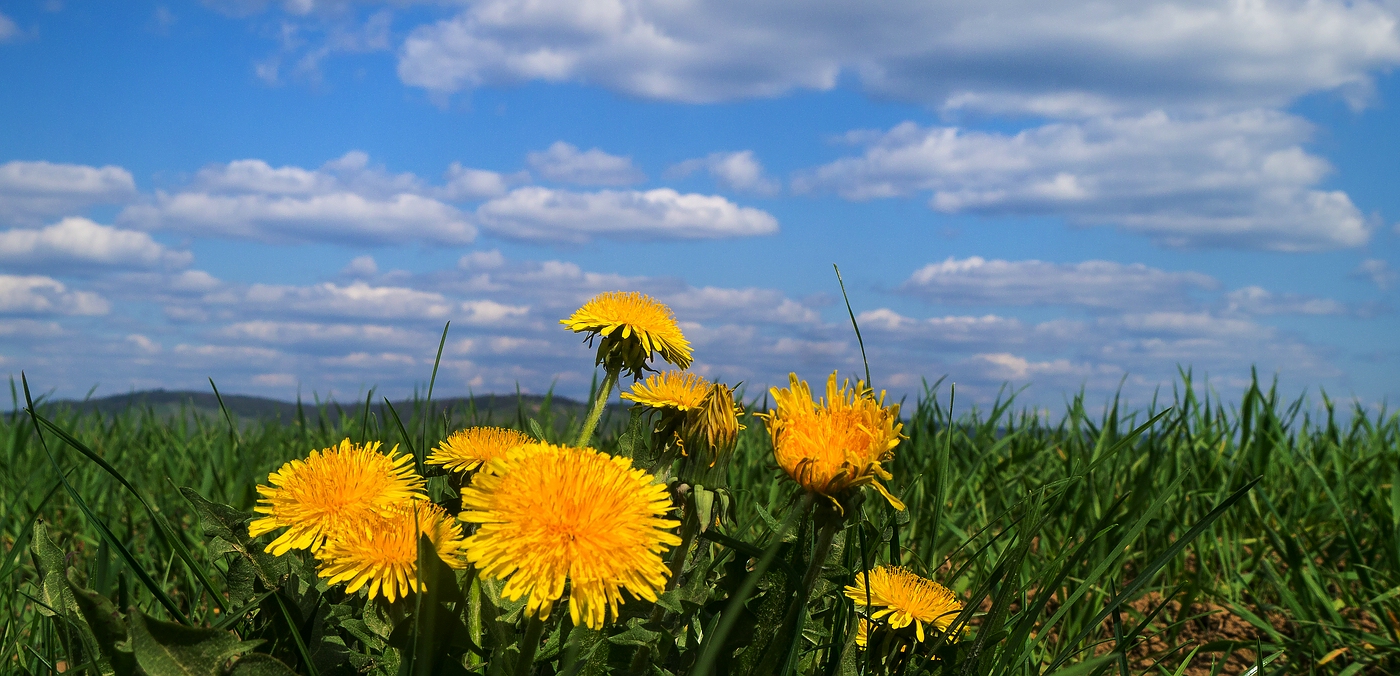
2 368 1395 676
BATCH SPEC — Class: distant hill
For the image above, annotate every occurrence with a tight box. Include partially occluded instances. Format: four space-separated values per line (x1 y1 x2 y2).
36 389 627 427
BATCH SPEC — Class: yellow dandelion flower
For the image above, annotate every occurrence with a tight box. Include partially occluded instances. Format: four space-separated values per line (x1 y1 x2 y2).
621 371 710 410
427 426 535 473
459 444 682 629
763 372 905 511
855 616 870 648
317 503 468 602
248 439 425 555
560 291 693 377
845 566 962 642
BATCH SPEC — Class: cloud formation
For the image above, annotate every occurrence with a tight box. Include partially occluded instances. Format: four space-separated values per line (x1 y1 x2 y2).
396 0 1400 112
0 161 136 225
527 142 645 186
797 112 1369 251
901 257 1216 309
0 275 109 316
668 151 780 195
0 218 191 271
475 187 778 243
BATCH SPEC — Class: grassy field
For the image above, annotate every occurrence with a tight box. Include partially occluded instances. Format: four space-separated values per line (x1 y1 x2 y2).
2 372 1397 675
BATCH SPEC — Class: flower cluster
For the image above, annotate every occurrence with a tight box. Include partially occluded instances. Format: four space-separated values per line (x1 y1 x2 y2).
245 289 956 650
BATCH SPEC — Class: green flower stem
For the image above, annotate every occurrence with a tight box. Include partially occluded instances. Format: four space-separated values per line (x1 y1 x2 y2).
514 615 547 676
772 503 842 673
574 367 618 447
627 498 701 675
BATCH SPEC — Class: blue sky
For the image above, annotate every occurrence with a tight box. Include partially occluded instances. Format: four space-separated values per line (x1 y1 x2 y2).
1 0 1398 410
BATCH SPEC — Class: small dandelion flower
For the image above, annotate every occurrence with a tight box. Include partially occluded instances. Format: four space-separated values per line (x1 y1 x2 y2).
427 427 535 474
459 444 681 629
561 291 692 377
621 371 710 411
763 372 905 511
317 502 468 602
682 382 744 465
845 566 962 642
855 617 871 648
249 439 425 555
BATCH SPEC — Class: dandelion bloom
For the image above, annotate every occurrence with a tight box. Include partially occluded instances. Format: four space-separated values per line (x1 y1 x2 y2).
560 291 693 376
621 371 710 411
682 383 743 464
459 444 681 629
764 372 905 511
844 566 962 642
427 427 535 473
249 439 425 555
317 503 468 602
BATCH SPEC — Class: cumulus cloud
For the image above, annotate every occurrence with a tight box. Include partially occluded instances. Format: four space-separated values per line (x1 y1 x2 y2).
798 112 1369 251
1224 286 1346 316
0 275 109 315
901 256 1216 309
230 281 459 320
667 151 779 195
438 162 524 201
395 0 1400 112
0 12 18 42
527 142 645 186
475 186 778 243
0 161 137 225
0 218 191 271
1355 258 1396 290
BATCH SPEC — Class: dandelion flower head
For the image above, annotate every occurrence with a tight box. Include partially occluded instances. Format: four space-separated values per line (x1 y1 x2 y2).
560 291 693 377
249 439 425 555
428 426 535 474
682 382 744 464
845 566 962 642
764 372 905 510
621 371 710 411
459 444 681 629
317 502 468 602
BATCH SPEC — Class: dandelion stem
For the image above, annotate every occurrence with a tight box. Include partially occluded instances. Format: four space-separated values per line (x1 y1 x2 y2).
627 497 700 675
774 504 842 675
575 368 618 447
514 615 546 676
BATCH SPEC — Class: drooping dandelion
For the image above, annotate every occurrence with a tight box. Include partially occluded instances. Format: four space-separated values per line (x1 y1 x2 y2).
681 382 743 466
845 566 962 642
317 502 468 602
560 291 692 377
427 426 534 474
459 444 681 629
249 439 425 555
764 372 905 511
621 371 710 411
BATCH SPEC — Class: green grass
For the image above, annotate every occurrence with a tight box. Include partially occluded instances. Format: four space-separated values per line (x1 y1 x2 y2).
2 371 1397 675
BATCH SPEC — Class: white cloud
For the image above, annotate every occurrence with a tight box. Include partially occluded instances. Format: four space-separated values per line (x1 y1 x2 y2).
122 190 475 245
0 218 191 270
0 319 63 337
396 0 1400 112
342 255 379 278
663 286 819 324
668 151 779 195
0 12 18 42
233 281 458 320
1355 258 1396 290
798 112 1369 251
858 308 1028 347
901 256 1216 308
0 161 136 225
1224 286 1345 316
121 153 476 245
475 186 778 243
0 275 109 315
527 142 645 186
217 320 429 348
438 162 523 201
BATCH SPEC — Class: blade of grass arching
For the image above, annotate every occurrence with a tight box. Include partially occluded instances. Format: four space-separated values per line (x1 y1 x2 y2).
420 322 450 469
30 410 228 613
1298 454 1395 640
208 378 241 448
970 491 1046 675
360 388 374 444
22 374 191 625
693 493 810 676
0 479 62 582
833 264 872 388
1078 408 1173 477
383 398 420 472
1038 469 1192 641
273 591 320 676
1041 654 1120 676
1045 476 1261 673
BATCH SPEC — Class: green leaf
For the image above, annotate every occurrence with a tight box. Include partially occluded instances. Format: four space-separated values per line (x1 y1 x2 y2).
67 572 138 676
606 618 662 648
224 654 300 676
129 610 257 676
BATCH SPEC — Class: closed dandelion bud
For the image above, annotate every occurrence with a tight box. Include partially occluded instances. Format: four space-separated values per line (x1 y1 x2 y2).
682 382 742 465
